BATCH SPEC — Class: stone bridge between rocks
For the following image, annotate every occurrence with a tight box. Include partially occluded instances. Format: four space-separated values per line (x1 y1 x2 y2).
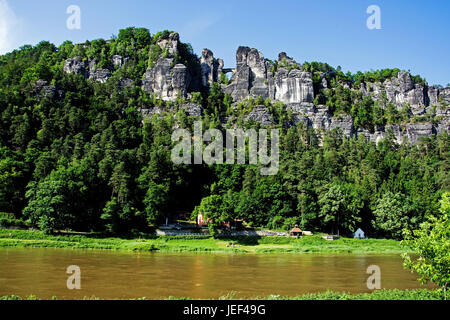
221 68 235 74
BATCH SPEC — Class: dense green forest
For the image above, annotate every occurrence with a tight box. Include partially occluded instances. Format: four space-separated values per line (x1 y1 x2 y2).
0 27 448 238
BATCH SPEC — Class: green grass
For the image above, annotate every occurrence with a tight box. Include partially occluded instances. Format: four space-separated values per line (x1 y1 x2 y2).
0 229 408 254
0 289 445 300
257 289 445 300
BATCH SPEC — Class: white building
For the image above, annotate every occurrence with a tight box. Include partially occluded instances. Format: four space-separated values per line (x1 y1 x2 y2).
353 228 366 239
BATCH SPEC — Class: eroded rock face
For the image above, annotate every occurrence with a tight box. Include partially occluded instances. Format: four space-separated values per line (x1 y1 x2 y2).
200 49 219 87
64 43 447 145
140 103 202 121
363 71 427 109
278 52 296 65
289 104 338 134
112 55 124 67
140 32 202 101
118 78 133 88
64 57 87 78
306 105 330 131
142 58 191 101
34 80 57 99
246 105 272 125
360 72 449 139
427 86 440 106
64 56 112 83
157 32 179 55
362 72 449 112
225 47 270 101
329 115 355 137
225 47 314 105
225 47 263 101
141 106 164 119
89 69 111 83
274 69 314 104
181 103 203 117
385 71 425 107
435 118 450 136
172 64 190 95
283 102 448 145
405 123 434 144
440 87 450 104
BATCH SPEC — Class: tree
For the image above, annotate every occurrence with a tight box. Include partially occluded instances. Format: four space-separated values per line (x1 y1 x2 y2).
101 198 122 234
194 195 223 236
23 160 99 233
373 192 415 239
0 148 27 214
402 192 450 299
144 182 169 225
23 180 70 234
351 96 374 130
318 183 360 235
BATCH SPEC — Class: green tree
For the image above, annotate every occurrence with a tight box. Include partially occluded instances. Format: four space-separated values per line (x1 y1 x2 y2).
194 195 223 236
402 192 450 299
373 192 414 239
0 148 27 214
23 180 70 234
144 182 169 226
318 183 360 235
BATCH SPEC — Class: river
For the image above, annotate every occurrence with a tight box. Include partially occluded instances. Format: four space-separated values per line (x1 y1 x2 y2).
0 248 429 299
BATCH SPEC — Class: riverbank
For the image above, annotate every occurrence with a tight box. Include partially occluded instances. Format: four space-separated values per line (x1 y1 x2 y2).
0 229 407 254
0 289 444 300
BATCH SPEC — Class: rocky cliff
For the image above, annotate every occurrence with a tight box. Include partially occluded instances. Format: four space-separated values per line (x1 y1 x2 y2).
64 56 112 84
223 47 314 105
63 37 449 144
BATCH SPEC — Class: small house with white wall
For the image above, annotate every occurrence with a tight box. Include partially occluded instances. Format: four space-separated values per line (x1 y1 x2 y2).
197 213 208 227
353 228 367 239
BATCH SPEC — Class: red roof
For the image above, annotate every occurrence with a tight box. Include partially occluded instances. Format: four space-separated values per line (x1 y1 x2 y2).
290 227 303 233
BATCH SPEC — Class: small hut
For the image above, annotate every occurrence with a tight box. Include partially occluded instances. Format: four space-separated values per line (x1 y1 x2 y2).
353 228 366 239
290 225 303 237
197 213 208 227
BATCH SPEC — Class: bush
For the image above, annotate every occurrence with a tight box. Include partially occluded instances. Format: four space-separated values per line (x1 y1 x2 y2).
0 213 27 228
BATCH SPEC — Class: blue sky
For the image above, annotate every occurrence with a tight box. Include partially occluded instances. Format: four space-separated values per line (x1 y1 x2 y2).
1 0 449 85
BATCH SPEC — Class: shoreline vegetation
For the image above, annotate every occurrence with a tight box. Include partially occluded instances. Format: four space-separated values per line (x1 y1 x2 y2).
0 229 408 254
0 289 445 301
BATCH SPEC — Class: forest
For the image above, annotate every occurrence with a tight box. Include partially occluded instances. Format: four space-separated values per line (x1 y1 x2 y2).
0 27 448 238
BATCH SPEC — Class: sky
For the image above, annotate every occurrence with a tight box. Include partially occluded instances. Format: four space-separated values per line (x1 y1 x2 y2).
0 0 449 85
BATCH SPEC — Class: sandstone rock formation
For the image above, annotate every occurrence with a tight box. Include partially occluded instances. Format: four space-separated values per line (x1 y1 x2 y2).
246 105 272 126
140 103 202 121
360 71 448 113
89 68 111 84
63 40 449 145
274 69 314 104
156 32 179 56
142 59 191 101
440 87 450 104
225 47 269 101
118 78 133 88
112 55 128 68
200 49 225 88
64 56 114 83
64 57 87 78
224 47 314 105
181 103 203 117
34 80 57 99
141 32 198 101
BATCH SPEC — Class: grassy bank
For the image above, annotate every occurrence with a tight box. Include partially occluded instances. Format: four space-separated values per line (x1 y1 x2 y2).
0 289 445 300
0 229 407 254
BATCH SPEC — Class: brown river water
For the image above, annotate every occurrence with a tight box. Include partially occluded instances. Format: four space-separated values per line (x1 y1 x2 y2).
0 248 430 299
